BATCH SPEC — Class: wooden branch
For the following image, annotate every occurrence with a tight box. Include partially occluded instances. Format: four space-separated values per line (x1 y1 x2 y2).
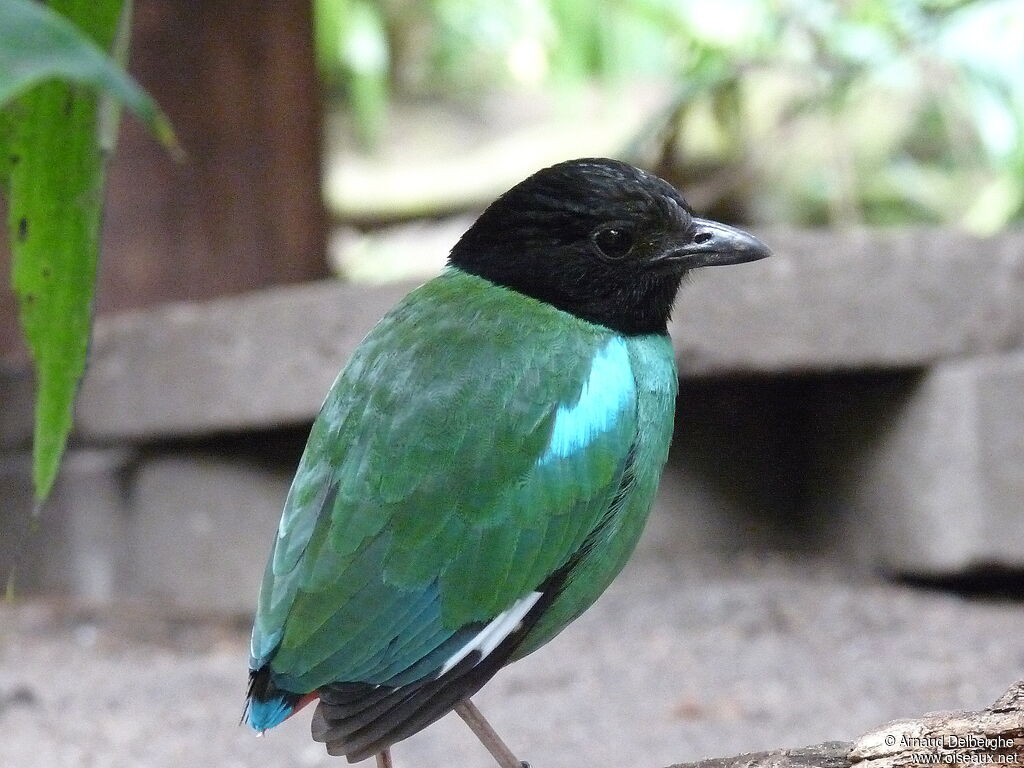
668 682 1024 768
668 742 853 768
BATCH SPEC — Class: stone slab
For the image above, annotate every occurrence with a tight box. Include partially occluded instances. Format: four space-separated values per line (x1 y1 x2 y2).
73 279 416 442
0 449 133 600
809 351 1024 573
128 453 293 612
672 228 1024 374
0 371 31 451
1 228 1023 443
644 377 817 560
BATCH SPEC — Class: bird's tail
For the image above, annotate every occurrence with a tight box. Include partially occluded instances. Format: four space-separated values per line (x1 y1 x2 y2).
244 666 318 732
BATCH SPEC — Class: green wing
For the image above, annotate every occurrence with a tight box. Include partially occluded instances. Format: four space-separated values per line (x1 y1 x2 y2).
251 268 639 693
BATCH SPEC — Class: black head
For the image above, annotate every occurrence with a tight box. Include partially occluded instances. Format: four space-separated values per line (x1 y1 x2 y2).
449 157 770 335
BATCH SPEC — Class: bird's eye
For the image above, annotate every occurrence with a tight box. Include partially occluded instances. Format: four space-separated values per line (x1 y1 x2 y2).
591 226 634 260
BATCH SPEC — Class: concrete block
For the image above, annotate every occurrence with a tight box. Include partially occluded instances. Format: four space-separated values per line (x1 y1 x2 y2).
641 377 817 560
0 367 32 449
811 353 1024 574
672 228 1024 374
128 453 293 612
75 279 416 441
0 449 133 600
1 228 1020 444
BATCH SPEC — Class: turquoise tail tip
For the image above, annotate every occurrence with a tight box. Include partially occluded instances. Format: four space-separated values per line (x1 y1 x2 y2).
246 695 294 732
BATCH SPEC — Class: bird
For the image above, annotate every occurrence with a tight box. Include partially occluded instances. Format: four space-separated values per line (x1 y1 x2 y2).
244 157 771 767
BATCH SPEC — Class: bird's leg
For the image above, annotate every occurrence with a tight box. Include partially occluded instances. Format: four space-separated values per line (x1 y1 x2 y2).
375 749 394 768
453 699 529 768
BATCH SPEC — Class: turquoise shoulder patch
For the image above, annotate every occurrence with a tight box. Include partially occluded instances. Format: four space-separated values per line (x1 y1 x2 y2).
539 336 635 464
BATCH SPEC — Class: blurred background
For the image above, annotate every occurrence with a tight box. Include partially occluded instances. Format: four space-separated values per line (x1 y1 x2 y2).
1 1 1023 767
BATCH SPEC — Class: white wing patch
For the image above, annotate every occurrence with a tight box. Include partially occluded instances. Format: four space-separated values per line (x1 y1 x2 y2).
439 591 544 676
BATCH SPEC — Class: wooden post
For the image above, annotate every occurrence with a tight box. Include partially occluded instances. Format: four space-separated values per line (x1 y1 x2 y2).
2 0 328 360
99 0 328 311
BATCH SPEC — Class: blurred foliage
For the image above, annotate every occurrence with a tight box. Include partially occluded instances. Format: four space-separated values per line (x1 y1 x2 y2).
314 0 1023 231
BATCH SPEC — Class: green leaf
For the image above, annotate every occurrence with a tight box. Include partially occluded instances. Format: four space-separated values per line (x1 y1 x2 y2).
0 0 176 507
0 0 176 149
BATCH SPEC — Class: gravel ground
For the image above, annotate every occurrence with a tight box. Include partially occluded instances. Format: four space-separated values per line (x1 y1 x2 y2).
1 553 1022 768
